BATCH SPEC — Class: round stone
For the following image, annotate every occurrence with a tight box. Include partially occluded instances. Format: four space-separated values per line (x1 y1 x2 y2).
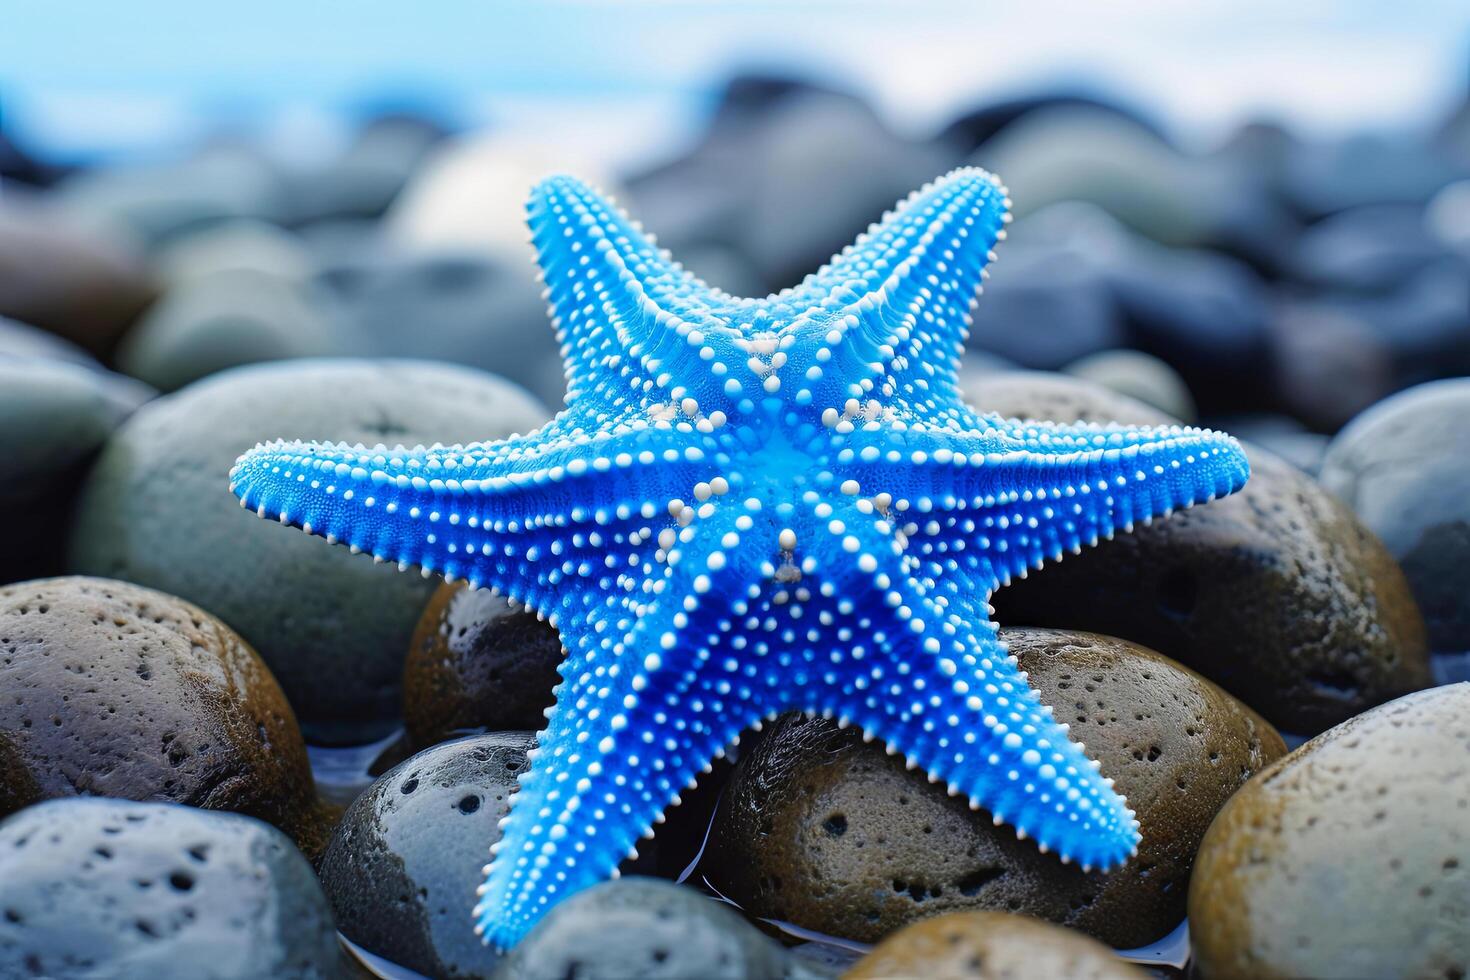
117 269 350 392
847 910 1144 980
971 372 1433 732
497 877 794 980
0 576 335 858
1266 302 1396 432
0 358 152 583
1320 379 1470 652
1063 349 1196 423
152 219 315 286
704 628 1287 949
404 584 563 752
317 250 564 410
68 359 549 744
0 314 101 365
319 733 533 979
0 198 156 354
0 797 346 980
1189 683 1470 980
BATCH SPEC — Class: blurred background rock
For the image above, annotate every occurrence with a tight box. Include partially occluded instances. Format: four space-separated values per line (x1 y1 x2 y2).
4 5 1470 976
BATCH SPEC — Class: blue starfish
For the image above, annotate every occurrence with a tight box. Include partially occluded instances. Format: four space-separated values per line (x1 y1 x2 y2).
229 168 1249 949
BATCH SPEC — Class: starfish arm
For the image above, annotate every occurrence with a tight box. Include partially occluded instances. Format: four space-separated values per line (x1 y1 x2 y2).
793 500 1140 870
530 175 751 415
834 416 1250 587
475 503 773 950
771 168 1011 415
227 412 724 611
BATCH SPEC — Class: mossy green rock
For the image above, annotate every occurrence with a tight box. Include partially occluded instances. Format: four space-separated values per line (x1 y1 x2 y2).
68 359 548 743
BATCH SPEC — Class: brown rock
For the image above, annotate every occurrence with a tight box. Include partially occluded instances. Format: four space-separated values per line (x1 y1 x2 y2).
1189 683 1470 980
0 731 39 814
0 200 156 355
403 583 562 751
844 910 1144 980
968 370 1432 733
0 576 336 859
705 628 1286 949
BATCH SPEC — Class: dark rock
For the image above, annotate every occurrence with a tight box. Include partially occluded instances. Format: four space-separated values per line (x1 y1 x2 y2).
0 358 151 582
1282 134 1466 219
1290 204 1454 293
67 359 549 744
285 113 447 225
0 129 65 187
1320 379 1470 652
320 733 534 979
971 373 1434 732
497 877 794 980
0 797 346 979
1189 684 1470 980
967 236 1125 369
317 250 564 410
847 910 1144 980
0 198 156 355
627 84 948 289
404 584 562 752
1318 261 1470 389
1063 349 1196 423
0 577 335 859
118 269 351 392
940 92 1165 157
1266 301 1397 432
0 732 39 815
1103 242 1271 413
704 629 1286 949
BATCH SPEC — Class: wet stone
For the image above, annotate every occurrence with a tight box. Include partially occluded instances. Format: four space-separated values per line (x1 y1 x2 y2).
67 358 549 744
704 629 1287 949
0 576 335 859
0 797 346 980
971 371 1433 732
1189 684 1470 980
0 198 157 355
403 583 563 752
1321 379 1470 653
496 877 795 980
0 358 152 583
846 910 1144 980
319 733 535 979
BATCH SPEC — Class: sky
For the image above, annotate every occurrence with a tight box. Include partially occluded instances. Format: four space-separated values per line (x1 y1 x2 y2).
3 0 1468 167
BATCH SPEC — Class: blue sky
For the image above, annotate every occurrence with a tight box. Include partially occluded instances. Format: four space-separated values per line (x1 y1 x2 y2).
4 0 1468 164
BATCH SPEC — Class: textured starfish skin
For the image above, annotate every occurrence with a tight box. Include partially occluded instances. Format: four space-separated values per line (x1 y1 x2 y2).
229 169 1249 949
